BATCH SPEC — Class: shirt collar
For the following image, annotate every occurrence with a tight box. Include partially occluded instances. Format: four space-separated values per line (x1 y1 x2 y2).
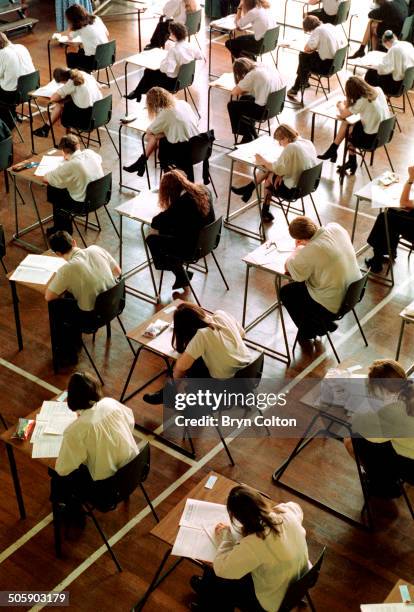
68 247 82 261
67 149 82 161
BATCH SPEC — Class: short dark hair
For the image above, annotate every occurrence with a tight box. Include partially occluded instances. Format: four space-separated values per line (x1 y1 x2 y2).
58 134 79 154
67 371 102 411
48 230 73 254
168 21 188 41
303 15 321 32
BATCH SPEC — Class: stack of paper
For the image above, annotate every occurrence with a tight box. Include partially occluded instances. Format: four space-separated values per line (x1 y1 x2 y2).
209 73 235 91
31 401 76 459
31 80 61 98
244 240 294 270
172 499 235 562
10 254 66 285
228 134 282 166
34 155 64 177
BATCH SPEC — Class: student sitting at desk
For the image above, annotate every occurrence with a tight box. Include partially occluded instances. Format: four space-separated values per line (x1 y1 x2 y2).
307 0 342 24
146 169 214 290
145 0 199 50
365 30 414 95
143 302 252 404
0 33 35 130
280 217 361 343
125 22 202 102
189 485 309 612
350 0 408 59
33 67 102 138
287 15 343 100
42 135 104 235
65 4 109 72
228 57 285 143
231 124 318 223
46 231 121 366
365 165 414 273
344 359 414 498
50 371 138 526
225 0 277 60
123 86 199 179
317 76 391 176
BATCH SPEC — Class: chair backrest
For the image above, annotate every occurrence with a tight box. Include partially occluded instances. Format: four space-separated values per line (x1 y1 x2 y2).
16 70 40 104
84 172 112 212
331 46 348 75
402 65 414 93
0 135 13 171
174 60 196 92
90 95 112 130
297 162 323 198
93 40 116 70
400 14 414 42
264 87 286 120
373 115 396 149
259 25 280 54
332 0 351 26
189 130 215 165
234 351 264 380
188 216 223 260
279 548 326 612
92 278 127 328
0 224 6 260
336 271 369 320
186 9 202 36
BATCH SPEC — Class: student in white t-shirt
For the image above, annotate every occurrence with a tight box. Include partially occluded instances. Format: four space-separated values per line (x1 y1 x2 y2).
307 0 342 24
189 485 309 612
144 0 199 50
33 67 102 138
143 302 252 404
227 57 285 143
65 4 109 72
317 76 391 176
365 30 414 95
0 33 35 129
280 216 361 343
225 0 277 60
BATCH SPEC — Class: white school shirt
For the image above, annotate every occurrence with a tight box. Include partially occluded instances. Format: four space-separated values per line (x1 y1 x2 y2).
55 398 138 481
214 502 309 612
286 223 361 314
147 99 199 142
72 16 108 56
0 43 35 91
307 23 342 60
238 64 285 106
163 0 187 24
46 148 104 202
349 87 391 134
57 72 102 108
377 40 414 81
237 7 277 41
48 246 117 311
271 138 318 189
185 310 252 378
160 40 202 78
322 0 341 16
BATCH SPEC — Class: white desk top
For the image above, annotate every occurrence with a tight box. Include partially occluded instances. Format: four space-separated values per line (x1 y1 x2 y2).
278 33 308 53
227 134 283 167
210 14 237 30
354 173 407 208
30 79 61 99
242 240 295 275
125 48 168 70
121 100 152 133
115 189 161 224
347 50 386 70
400 301 414 321
209 72 235 92
51 33 82 44
310 94 360 125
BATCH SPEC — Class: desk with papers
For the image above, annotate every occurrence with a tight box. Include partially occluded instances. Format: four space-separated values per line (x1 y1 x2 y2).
207 72 235 142
361 579 414 610
347 50 386 74
28 79 62 152
309 94 360 142
123 48 168 115
118 100 154 191
47 33 82 81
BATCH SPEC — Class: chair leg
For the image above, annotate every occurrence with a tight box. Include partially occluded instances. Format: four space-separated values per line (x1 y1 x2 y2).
80 338 104 385
4 168 9 193
95 211 101 231
86 508 122 572
351 308 368 347
73 218 87 247
211 251 229 290
184 270 201 305
106 322 111 339
104 205 120 238
104 125 120 156
325 332 340 364
109 65 122 96
383 145 395 173
215 425 235 466
406 91 414 116
306 593 317 612
116 316 136 355
185 88 201 119
139 483 159 522
96 128 102 147
1 258 7 274
292 332 299 353
400 481 414 520
209 172 218 198
309 193 321 226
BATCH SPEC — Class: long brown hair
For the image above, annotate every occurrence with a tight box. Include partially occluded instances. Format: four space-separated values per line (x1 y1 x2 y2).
146 87 175 119
242 0 270 10
368 359 414 415
172 303 214 353
227 485 283 539
53 67 85 86
158 169 211 215
346 76 378 107
65 4 95 29
233 57 256 84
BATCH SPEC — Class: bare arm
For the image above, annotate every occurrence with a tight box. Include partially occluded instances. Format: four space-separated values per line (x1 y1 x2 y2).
173 352 195 379
255 153 273 171
400 166 414 209
231 85 245 96
45 288 61 302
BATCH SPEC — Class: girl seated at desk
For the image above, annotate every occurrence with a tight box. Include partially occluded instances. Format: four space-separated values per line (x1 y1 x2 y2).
65 4 109 72
145 0 199 50
231 124 318 223
143 302 252 404
317 76 391 176
125 22 201 102
32 67 102 138
146 169 215 290
344 359 414 498
225 0 277 60
123 86 199 179
228 57 285 143
189 485 309 612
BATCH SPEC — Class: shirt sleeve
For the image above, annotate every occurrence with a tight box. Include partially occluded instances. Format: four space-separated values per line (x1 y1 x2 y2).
185 329 206 361
55 424 87 476
214 536 262 580
237 9 253 28
45 160 73 189
306 29 320 51
56 80 75 99
349 97 364 115
377 49 394 75
285 247 313 282
160 47 177 75
271 148 290 176
238 71 254 93
47 265 69 296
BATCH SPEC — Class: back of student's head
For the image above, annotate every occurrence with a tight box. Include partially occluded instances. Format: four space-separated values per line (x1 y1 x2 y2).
233 57 256 83
274 123 298 144
345 76 377 105
172 302 213 353
146 87 175 119
159 168 211 216
368 359 407 398
58 134 80 154
227 485 282 539
382 30 396 45
65 4 95 29
53 67 85 86
303 15 321 32
169 21 188 41
67 371 102 411
288 216 318 240
243 0 270 9
0 33 9 50
48 230 73 254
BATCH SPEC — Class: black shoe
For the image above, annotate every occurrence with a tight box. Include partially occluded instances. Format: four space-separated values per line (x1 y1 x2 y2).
172 270 193 290
337 157 357 176
261 206 274 223
123 154 146 176
124 91 142 102
33 125 50 138
190 576 204 595
143 389 164 405
318 143 338 162
349 47 366 60
231 181 255 203
365 256 383 274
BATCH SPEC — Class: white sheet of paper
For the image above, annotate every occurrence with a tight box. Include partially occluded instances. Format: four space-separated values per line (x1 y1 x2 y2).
180 498 229 528
147 325 179 359
31 420 47 443
209 72 235 91
171 525 218 562
44 415 77 435
228 135 282 166
360 604 408 611
32 434 63 458
34 155 64 176
31 79 61 98
38 401 72 419
10 266 53 284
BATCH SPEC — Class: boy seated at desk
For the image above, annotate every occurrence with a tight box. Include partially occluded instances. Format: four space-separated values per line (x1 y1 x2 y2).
46 231 121 366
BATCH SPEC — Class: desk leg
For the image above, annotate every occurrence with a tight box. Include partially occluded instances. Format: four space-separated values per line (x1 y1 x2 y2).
120 346 143 402
207 85 212 131
132 550 183 612
137 9 142 52
47 39 52 81
225 159 234 223
311 113 315 142
6 443 26 519
30 183 48 248
119 215 123 269
118 123 123 188
351 196 360 244
253 166 264 242
339 125 349 186
125 61 129 116
384 208 395 286
208 27 213 77
141 222 159 303
395 319 406 361
242 265 251 328
29 97 35 155
275 275 290 366
352 437 374 531
48 103 57 148
10 281 23 351
283 0 289 37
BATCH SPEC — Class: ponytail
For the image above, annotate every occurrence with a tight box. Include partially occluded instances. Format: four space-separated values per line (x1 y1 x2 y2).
70 69 85 86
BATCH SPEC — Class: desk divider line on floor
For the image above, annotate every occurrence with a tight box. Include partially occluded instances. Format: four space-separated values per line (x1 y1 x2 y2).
0 359 62 395
0 514 53 565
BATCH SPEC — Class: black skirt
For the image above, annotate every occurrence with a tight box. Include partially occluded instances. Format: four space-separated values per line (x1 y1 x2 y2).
61 99 93 129
350 120 377 150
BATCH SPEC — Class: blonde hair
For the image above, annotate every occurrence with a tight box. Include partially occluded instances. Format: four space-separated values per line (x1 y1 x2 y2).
274 124 298 143
0 33 9 49
146 87 175 119
243 0 270 9
54 67 85 86
184 0 198 12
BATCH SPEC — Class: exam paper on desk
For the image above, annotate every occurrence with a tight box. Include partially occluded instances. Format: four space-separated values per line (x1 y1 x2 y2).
34 155 65 177
180 498 230 528
10 255 66 284
147 325 180 359
31 79 61 98
171 525 218 562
